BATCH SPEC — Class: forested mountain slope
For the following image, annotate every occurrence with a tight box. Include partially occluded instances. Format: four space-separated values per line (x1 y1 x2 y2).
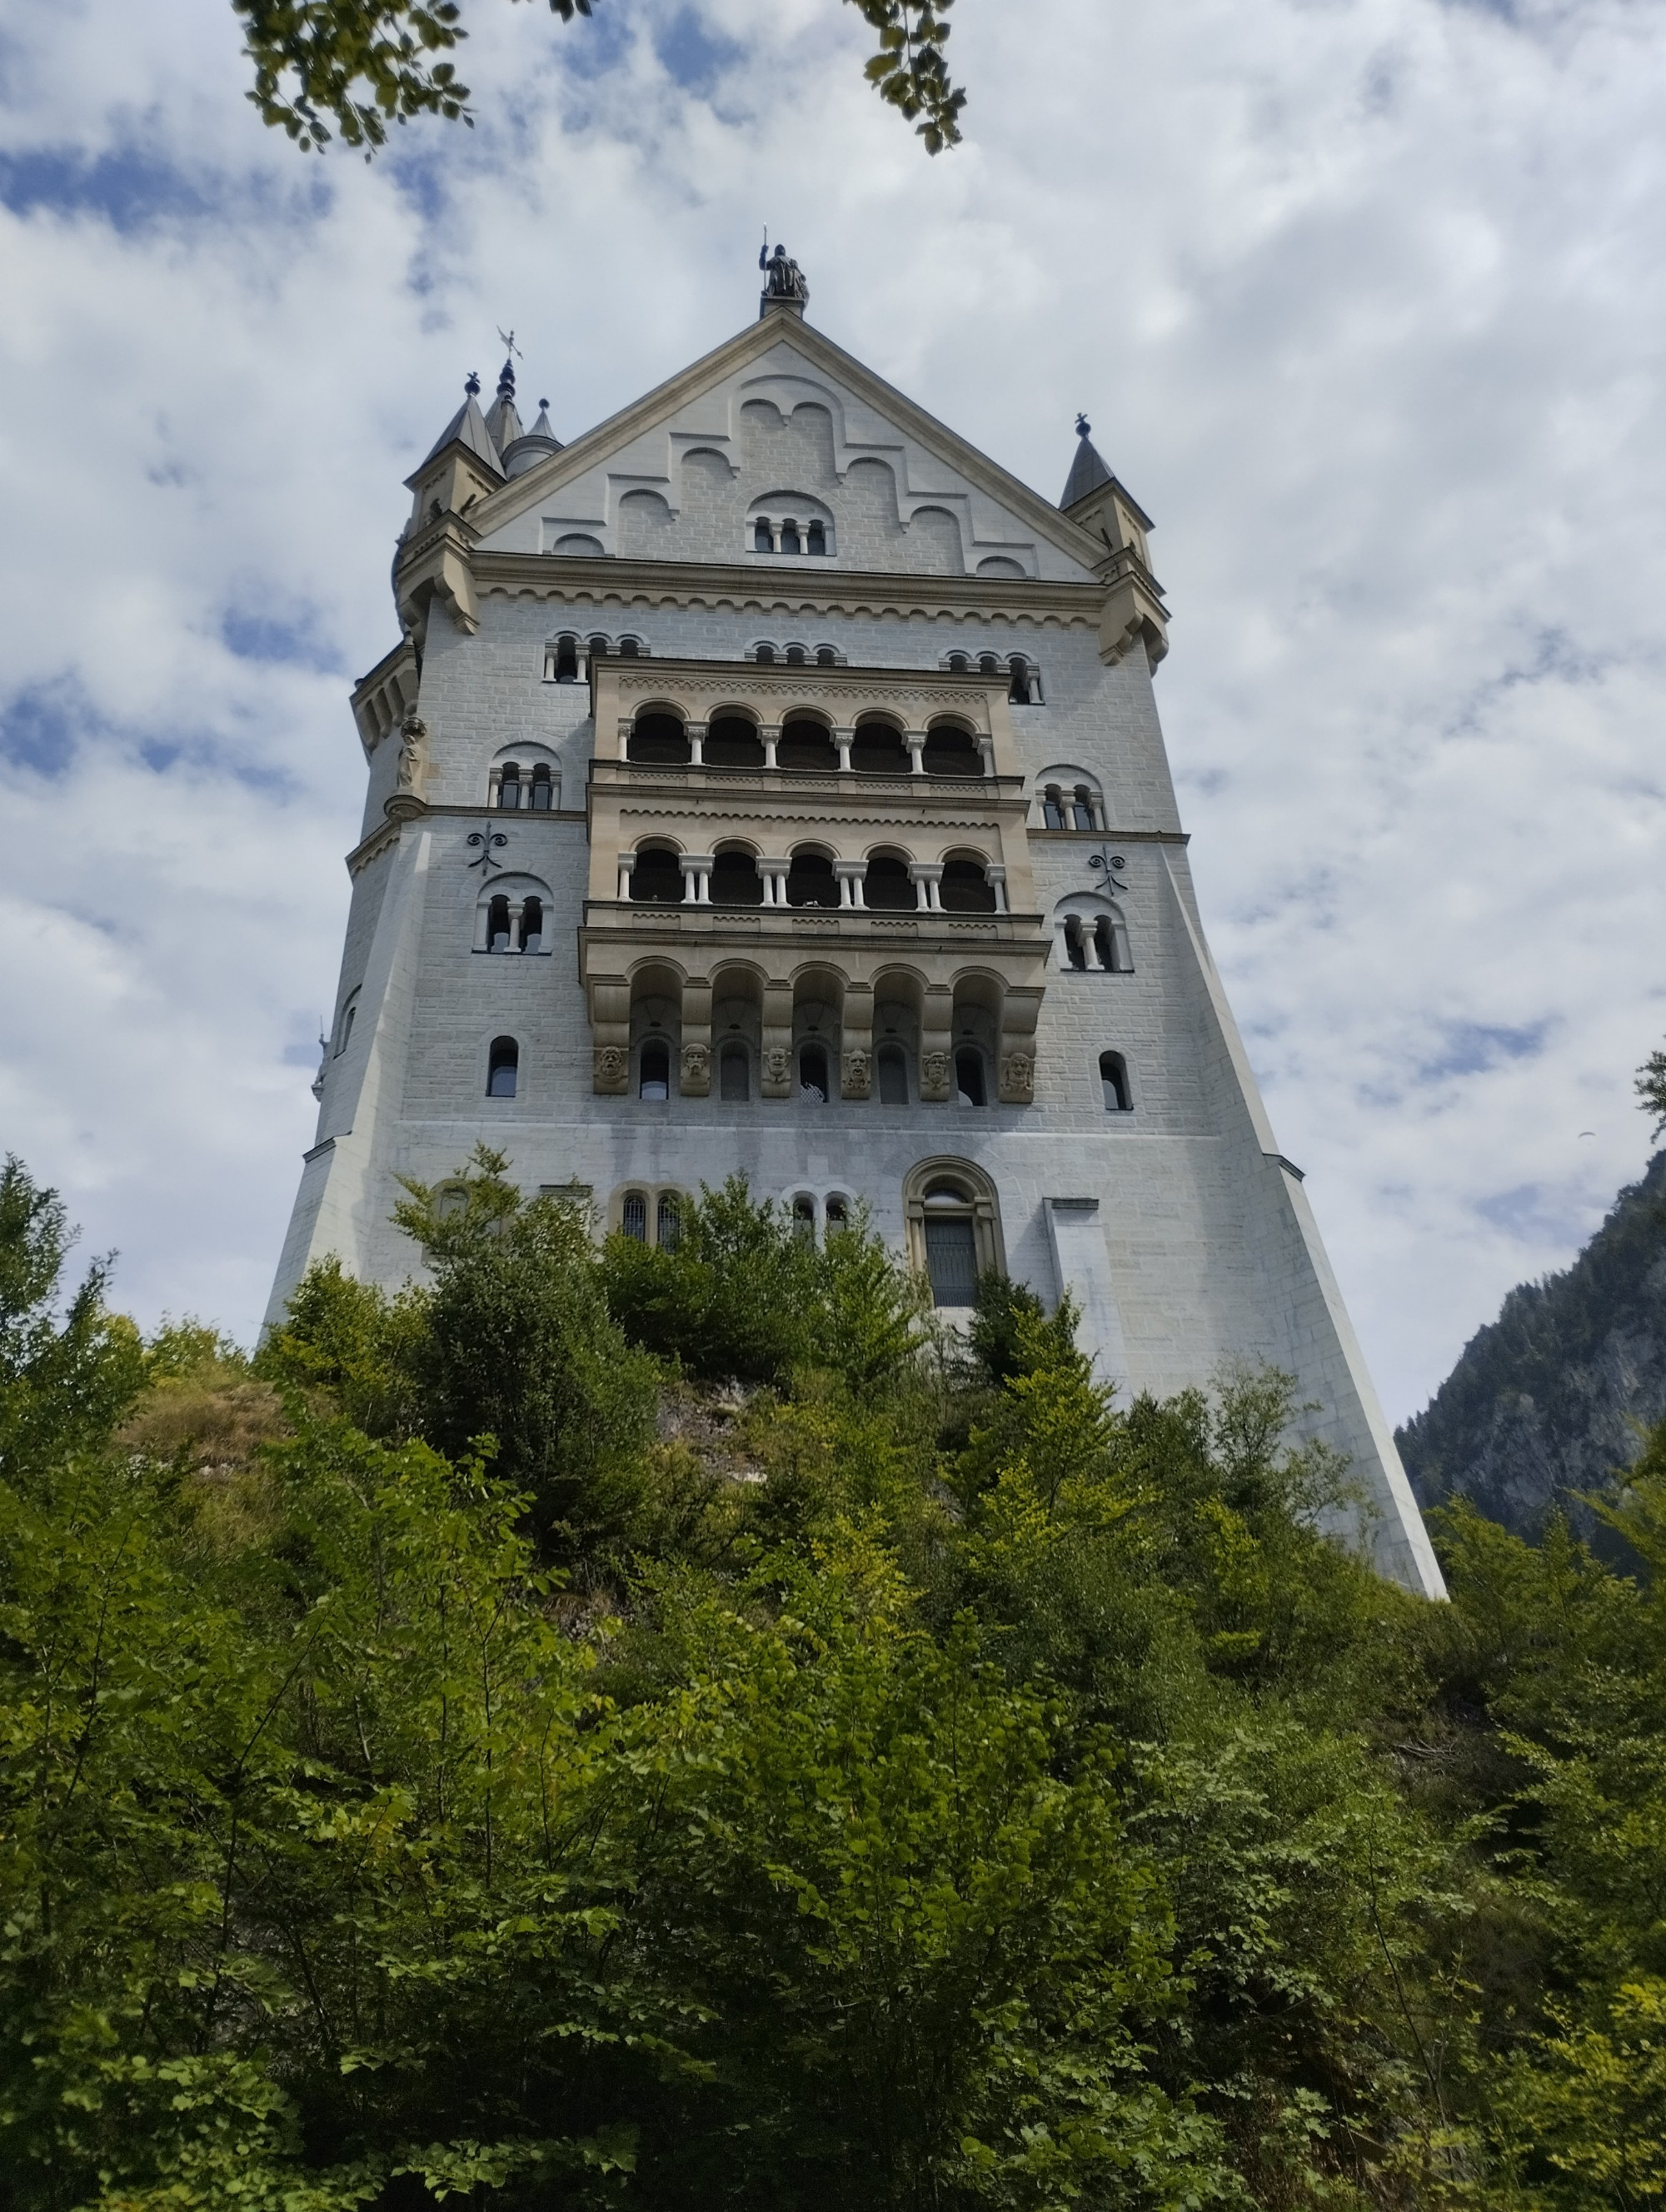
1397 1147 1666 1534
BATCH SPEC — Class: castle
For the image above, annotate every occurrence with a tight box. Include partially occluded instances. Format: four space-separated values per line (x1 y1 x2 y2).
267 263 1443 1598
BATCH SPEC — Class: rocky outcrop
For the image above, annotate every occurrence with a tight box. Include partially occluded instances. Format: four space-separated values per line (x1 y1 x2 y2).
1396 1151 1666 1537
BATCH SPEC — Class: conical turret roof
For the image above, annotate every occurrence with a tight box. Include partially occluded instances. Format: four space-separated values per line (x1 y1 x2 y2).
1060 414 1114 510
482 357 523 459
421 373 505 476
501 397 564 479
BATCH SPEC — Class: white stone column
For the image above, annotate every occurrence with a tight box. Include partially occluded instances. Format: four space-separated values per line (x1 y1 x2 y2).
505 898 526 952
758 858 791 907
987 864 1010 914
761 726 781 770
687 722 706 766
616 852 636 902
910 862 943 912
679 855 713 905
835 729 854 772
976 735 995 778
835 859 867 910
1053 916 1075 968
905 732 926 776
486 765 503 807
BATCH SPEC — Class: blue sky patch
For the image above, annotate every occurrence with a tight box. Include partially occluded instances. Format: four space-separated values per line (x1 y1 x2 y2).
0 684 83 777
1418 1019 1548 1083
222 606 341 673
0 144 211 231
655 7 743 94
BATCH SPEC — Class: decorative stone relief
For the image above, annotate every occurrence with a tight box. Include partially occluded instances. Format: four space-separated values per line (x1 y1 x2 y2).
593 1044 629 1094
841 1048 871 1099
681 1041 711 1094
762 1044 791 1087
1000 1051 1035 1103
919 1049 950 1100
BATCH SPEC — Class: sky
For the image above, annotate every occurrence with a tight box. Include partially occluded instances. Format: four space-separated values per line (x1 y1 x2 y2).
0 0 1662 1421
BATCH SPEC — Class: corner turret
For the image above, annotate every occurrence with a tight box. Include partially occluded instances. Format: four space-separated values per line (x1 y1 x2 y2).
501 397 563 479
1061 414 1169 670
395 374 506 642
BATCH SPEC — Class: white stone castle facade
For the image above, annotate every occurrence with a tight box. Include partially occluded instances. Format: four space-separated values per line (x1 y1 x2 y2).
267 276 1443 1598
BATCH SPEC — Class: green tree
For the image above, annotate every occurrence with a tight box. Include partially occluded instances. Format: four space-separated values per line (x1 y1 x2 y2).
235 0 966 155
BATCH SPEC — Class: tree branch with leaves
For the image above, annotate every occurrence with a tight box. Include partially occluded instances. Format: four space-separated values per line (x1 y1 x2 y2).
234 0 965 154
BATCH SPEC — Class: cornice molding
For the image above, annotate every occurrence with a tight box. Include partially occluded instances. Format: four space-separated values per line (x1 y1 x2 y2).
471 551 1103 630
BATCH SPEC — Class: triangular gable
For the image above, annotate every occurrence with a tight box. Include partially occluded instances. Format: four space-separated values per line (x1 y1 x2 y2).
469 312 1110 585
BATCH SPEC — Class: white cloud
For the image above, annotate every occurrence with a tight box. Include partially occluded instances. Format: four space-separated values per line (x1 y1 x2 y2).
1 0 1662 1417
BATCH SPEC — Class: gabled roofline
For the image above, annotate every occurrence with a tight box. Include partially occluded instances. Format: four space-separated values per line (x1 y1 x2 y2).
463 307 1114 572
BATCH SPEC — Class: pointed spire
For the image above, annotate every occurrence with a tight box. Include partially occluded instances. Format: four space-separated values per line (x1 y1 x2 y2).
500 395 565 480
420 371 505 476
482 355 523 459
1060 413 1114 511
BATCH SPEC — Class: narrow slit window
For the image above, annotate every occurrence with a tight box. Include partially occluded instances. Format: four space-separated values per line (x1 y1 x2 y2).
877 1044 909 1104
792 1194 816 1243
754 642 776 665
520 897 544 954
497 764 521 810
553 635 578 682
780 520 801 555
1100 1052 1132 1113
826 1194 849 1230
486 1037 518 1098
639 1041 671 1101
1095 916 1118 971
529 764 553 810
1042 786 1065 830
754 518 773 552
816 644 836 666
806 521 827 555
955 1050 987 1108
618 638 640 658
786 644 807 666
488 894 511 952
1072 787 1097 831
1008 657 1031 705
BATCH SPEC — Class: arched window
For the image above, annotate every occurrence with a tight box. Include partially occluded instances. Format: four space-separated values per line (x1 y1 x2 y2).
876 1043 909 1104
754 518 773 552
826 1193 849 1229
628 713 689 765
618 638 641 659
977 653 1000 677
864 854 913 910
921 725 981 777
621 1191 647 1242
851 722 908 775
754 642 776 665
780 520 801 555
497 762 521 810
719 1042 750 1102
546 635 579 683
799 1044 831 1104
778 718 837 773
656 1193 683 1251
711 846 763 906
1008 656 1032 705
807 521 827 556
792 1193 816 1241
1041 785 1065 830
488 894 511 951
1072 786 1097 831
706 715 765 768
519 897 543 953
1095 916 1118 971
589 634 610 663
333 990 359 1056
1064 915 1088 971
631 845 682 904
920 1183 979 1306
639 1040 671 1101
955 1049 987 1108
946 651 970 674
815 643 836 665
785 643 807 666
529 763 553 810
1100 1051 1132 1113
486 1037 518 1098
785 850 837 908
940 858 995 914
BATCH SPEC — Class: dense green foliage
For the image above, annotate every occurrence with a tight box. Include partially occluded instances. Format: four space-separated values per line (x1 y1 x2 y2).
235 0 964 155
4 1148 1666 2208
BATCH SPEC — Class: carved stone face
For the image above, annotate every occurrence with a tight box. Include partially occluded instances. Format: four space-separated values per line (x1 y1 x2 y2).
920 1050 950 1086
593 1045 628 1090
763 1045 790 1083
681 1043 710 1076
1001 1051 1035 1099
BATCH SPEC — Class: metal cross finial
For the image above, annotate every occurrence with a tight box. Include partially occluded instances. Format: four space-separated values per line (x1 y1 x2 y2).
467 830 508 873
465 371 481 396
496 326 522 360
1075 413 1091 439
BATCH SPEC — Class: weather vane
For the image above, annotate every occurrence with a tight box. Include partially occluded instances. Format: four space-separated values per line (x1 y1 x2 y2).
496 327 522 361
